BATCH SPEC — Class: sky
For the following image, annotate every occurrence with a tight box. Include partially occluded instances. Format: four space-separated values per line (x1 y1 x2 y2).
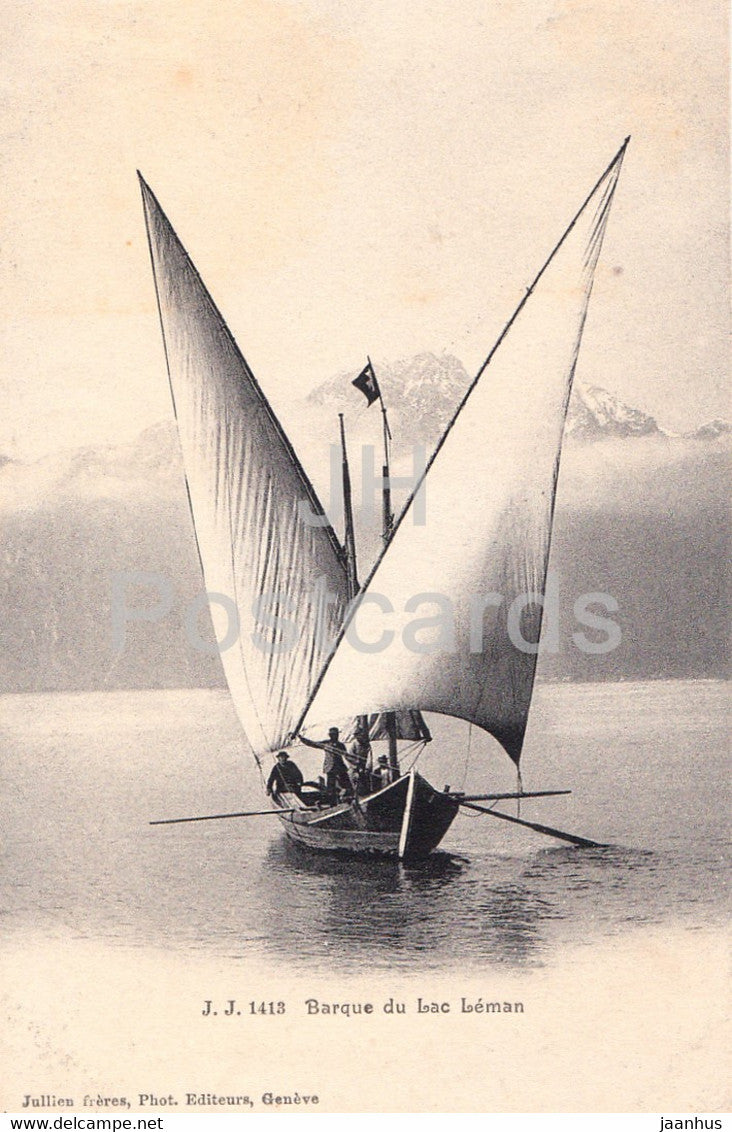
1 0 728 459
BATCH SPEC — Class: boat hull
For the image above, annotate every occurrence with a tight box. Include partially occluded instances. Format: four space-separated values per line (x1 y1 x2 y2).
271 770 459 859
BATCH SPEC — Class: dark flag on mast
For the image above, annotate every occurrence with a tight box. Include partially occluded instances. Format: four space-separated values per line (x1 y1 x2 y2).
352 360 380 406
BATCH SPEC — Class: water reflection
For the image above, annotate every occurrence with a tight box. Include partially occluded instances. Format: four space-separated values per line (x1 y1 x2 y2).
469 884 555 965
257 840 556 971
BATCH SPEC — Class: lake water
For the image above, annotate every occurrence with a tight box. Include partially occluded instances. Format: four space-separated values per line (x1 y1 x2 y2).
1 680 728 973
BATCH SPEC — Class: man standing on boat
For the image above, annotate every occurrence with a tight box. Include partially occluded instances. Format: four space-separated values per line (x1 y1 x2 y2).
266 751 304 799
298 728 353 803
347 719 372 796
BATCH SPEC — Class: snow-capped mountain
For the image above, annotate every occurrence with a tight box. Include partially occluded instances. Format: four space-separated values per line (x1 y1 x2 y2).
304 352 470 454
565 384 663 440
689 418 731 441
2 355 725 510
306 353 698 447
1 352 728 520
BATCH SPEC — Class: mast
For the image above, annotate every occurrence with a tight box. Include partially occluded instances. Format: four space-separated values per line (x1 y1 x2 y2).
368 357 399 774
338 413 359 600
368 354 394 544
339 414 371 770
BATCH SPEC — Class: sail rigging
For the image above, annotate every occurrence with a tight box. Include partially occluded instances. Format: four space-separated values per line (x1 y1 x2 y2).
139 176 351 758
344 711 431 745
299 141 628 765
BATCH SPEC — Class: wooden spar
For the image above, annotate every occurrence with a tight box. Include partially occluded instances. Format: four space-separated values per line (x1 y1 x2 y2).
338 413 359 599
368 354 393 542
150 808 299 825
456 799 605 848
385 710 399 775
381 449 392 541
450 790 572 802
368 356 399 773
339 413 369 754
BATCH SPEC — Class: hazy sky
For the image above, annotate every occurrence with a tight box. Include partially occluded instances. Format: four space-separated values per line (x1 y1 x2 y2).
1 0 728 459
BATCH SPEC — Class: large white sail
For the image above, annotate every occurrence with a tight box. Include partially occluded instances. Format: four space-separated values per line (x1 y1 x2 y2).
301 143 627 765
140 177 350 758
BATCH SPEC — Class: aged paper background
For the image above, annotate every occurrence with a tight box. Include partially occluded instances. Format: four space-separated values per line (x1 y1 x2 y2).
1 0 728 1115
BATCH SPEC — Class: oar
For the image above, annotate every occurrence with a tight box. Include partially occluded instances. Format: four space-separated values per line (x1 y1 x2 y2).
450 790 571 802
150 807 298 826
456 799 604 848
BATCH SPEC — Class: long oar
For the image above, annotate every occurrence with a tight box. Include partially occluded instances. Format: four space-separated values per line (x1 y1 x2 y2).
450 790 571 802
457 799 604 848
150 808 298 826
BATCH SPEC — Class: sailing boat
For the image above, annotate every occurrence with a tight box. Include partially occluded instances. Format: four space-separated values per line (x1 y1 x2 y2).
141 139 628 858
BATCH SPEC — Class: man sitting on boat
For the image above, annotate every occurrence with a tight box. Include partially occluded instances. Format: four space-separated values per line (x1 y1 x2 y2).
266 751 304 799
298 728 353 804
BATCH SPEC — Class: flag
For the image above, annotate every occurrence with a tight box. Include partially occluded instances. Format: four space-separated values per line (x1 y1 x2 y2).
352 360 380 406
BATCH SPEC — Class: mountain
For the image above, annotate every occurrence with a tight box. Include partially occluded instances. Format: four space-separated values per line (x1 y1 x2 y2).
1 357 729 694
565 384 663 440
0 422 184 513
306 352 470 452
2 356 721 510
689 418 731 441
306 353 675 448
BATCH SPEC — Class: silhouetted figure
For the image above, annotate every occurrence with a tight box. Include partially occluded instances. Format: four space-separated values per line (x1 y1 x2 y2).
348 721 372 795
298 727 353 803
266 751 304 799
